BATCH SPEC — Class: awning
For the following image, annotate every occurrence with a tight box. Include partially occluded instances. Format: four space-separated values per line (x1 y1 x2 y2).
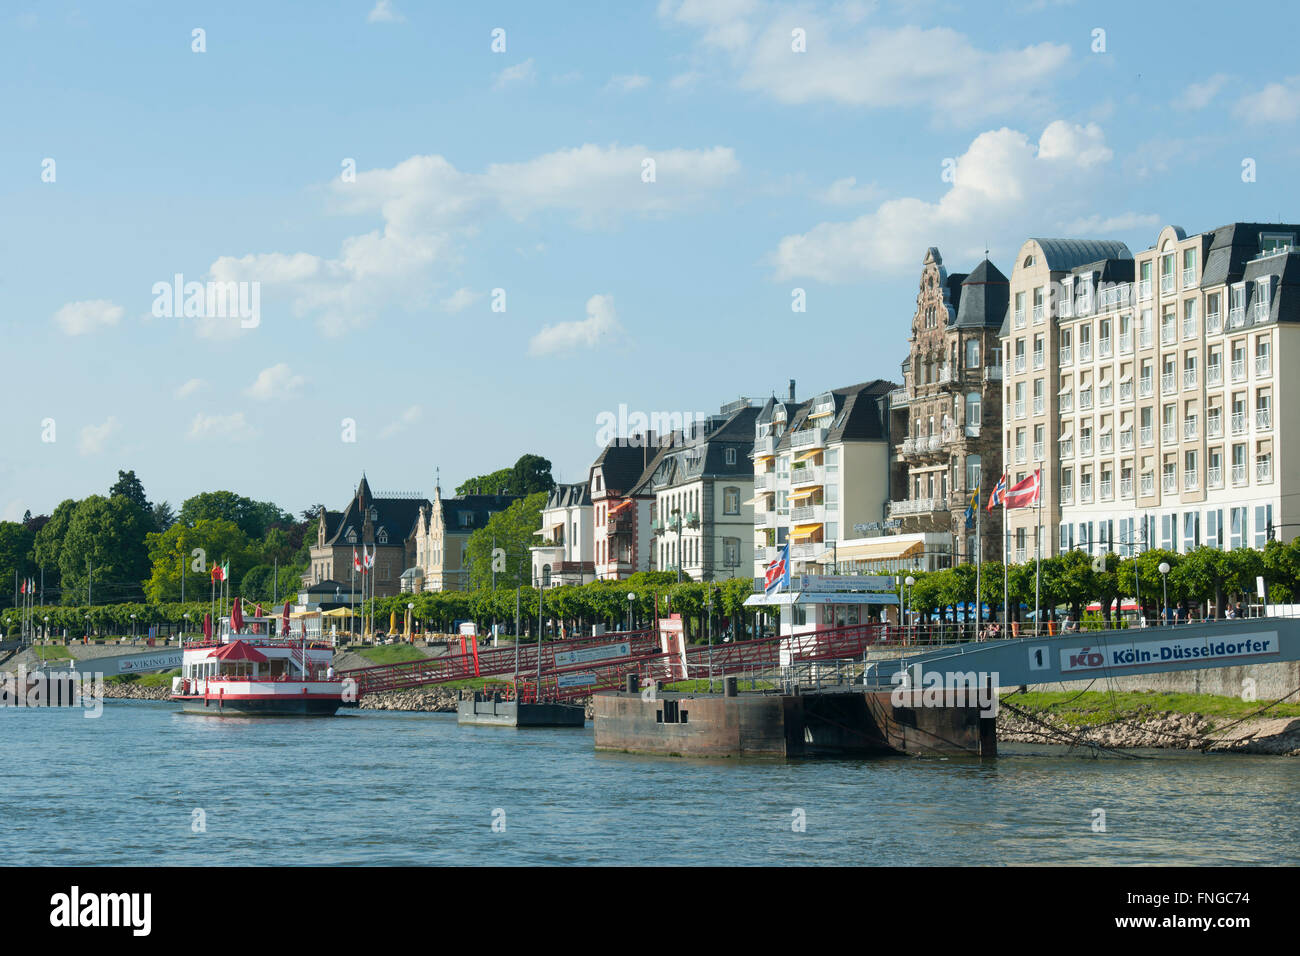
816 538 924 563
788 487 816 501
1058 426 1073 441
607 499 634 515
208 641 268 663
791 523 823 539
808 408 834 419
1058 384 1073 395
1119 372 1133 384
753 454 774 463
322 607 356 618
793 449 821 463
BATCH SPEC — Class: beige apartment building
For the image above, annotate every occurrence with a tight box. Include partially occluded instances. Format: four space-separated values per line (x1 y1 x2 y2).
1051 222 1300 558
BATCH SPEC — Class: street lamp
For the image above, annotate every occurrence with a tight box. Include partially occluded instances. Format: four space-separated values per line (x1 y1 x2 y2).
43 615 50 642
130 613 136 640
1158 561 1170 624
183 612 191 644
904 575 916 643
407 602 415 643
626 592 636 632
705 587 714 693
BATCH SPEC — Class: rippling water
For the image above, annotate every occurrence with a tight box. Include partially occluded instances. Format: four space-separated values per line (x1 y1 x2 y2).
1 700 1297 865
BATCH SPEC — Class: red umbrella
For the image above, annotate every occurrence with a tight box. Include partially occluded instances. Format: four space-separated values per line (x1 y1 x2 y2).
207 640 268 663
203 613 212 640
282 601 290 639
231 596 244 632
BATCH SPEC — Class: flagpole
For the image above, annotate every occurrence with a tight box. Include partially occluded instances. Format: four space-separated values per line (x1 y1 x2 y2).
975 484 982 640
1002 481 1009 636
1034 468 1042 637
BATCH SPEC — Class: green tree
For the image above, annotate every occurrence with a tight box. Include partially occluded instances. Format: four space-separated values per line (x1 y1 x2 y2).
465 491 547 590
151 500 176 532
511 454 556 495
177 491 291 540
109 470 151 515
455 467 513 497
142 517 251 603
32 498 79 600
0 522 36 609
59 495 152 604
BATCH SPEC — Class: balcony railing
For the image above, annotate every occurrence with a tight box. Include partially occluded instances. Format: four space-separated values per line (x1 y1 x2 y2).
1080 437 1093 456
1016 446 1027 464
1184 418 1198 440
1014 400 1025 418
1256 408 1272 430
1014 310 1025 328
1162 424 1176 444
1229 307 1245 328
1100 433 1112 454
790 427 828 450
790 504 823 522
1257 458 1274 483
1141 474 1154 496
1100 385 1112 406
1060 393 1074 413
1207 364 1222 386
1059 439 1073 459
1032 350 1045 370
1231 359 1247 382
753 473 774 491
888 497 949 517
1060 487 1073 505
1139 278 1152 300
752 435 776 456
1140 425 1153 446
1206 311 1222 334
1139 378 1154 398
1140 330 1153 349
1079 390 1093 410
1184 315 1198 340
1100 479 1113 500
1161 372 1176 394
1080 484 1093 504
1255 300 1270 323
1162 473 1176 494
1099 338 1112 358
1033 441 1044 461
1059 346 1073 365
983 366 1003 382
1120 477 1134 499
1161 273 1175 295
1120 334 1133 355
1208 465 1222 488
887 388 910 407
790 466 825 487
1233 463 1247 485
1119 381 1132 402
1256 354 1272 376
1231 412 1247 435
1184 470 1198 491
1032 304 1044 323
1161 323 1176 346
1079 343 1093 362
1014 355 1026 373
1120 429 1134 451
1033 397 1044 415
1183 267 1196 288
1183 368 1197 389
1207 414 1222 438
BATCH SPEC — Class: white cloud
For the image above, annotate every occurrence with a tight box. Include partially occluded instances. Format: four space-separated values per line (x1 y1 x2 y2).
439 287 480 312
379 404 423 439
1237 77 1300 123
53 299 123 335
198 144 738 335
494 59 536 90
607 74 651 92
367 0 404 23
78 416 119 455
175 378 205 398
188 412 253 441
770 121 1128 282
529 294 624 356
1176 73 1229 111
1063 212 1161 234
658 1 1070 120
245 363 306 400
668 71 703 91
816 176 881 205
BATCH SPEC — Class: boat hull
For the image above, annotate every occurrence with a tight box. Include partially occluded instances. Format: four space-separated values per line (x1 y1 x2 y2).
173 694 345 717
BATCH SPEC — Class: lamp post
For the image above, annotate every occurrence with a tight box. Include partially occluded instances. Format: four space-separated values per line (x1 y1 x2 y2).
43 615 50 642
407 602 415 643
672 508 683 583
904 575 916 644
183 612 191 644
1158 561 1170 625
706 587 714 693
130 613 136 640
627 592 636 632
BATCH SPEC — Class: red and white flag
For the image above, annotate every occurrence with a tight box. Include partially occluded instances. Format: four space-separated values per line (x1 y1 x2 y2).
353 548 361 572
364 546 374 570
1003 469 1042 510
20 579 26 595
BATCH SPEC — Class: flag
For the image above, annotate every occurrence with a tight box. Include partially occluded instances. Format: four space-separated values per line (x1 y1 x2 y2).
221 560 230 582
987 474 1007 512
210 563 221 583
364 546 374 570
1004 469 1042 510
19 579 25 595
965 483 980 529
353 548 361 572
764 541 790 596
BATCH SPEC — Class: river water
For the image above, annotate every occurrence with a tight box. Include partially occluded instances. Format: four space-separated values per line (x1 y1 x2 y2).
2 700 1296 865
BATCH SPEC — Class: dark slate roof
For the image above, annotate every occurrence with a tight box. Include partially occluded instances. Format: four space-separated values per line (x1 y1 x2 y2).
954 258 1008 329
1031 238 1133 272
630 403 761 493
945 272 966 323
323 479 425 546
827 380 895 443
440 494 521 534
1242 250 1300 324
1201 222 1300 288
590 440 661 496
1071 258 1135 284
545 482 591 510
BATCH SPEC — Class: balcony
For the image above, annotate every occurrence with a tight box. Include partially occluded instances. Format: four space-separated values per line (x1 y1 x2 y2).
1033 304 1044 324
1207 414 1222 438
1014 400 1025 418
1161 372 1176 394
607 513 633 536
888 497 949 517
1080 483 1094 504
1207 465 1222 488
1014 310 1025 329
1207 364 1222 387
1059 393 1074 413
1256 354 1272 377
1015 445 1027 464
983 366 1003 383
1206 311 1222 334
1161 323 1176 346
1100 385 1112 406
1141 425 1153 446
1080 437 1093 457
1184 316 1198 340
1257 458 1274 483
1059 346 1073 365
790 465 825 487
1141 474 1154 496
1233 463 1247 485
756 510 779 528
1120 477 1134 499
790 504 824 523
752 435 776 457
1099 338 1112 358
1254 301 1270 323
1139 278 1152 300
1119 381 1133 402
1014 355 1026 373
1032 350 1045 370
1139 378 1154 398
1161 273 1175 296
1184 470 1198 491
1033 441 1044 461
753 473 774 491
790 427 828 450
1119 335 1133 355
1059 439 1073 459
1183 267 1197 288
1184 418 1198 441
1100 479 1113 500
1079 390 1093 411
1256 408 1272 430
1120 429 1134 451
790 543 823 560
1060 486 1073 505
1163 473 1176 494
1100 433 1113 454
1231 359 1247 382
1140 330 1153 349
1183 368 1197 390
888 388 910 407
1229 307 1245 329
1231 412 1247 435
1079 343 1093 362
1162 424 1176 444
1033 397 1045 415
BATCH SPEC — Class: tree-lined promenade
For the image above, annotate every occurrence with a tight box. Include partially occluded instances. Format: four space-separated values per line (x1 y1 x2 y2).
9 539 1300 644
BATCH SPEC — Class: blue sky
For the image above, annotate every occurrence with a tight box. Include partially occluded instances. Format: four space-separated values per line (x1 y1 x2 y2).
4 0 1300 519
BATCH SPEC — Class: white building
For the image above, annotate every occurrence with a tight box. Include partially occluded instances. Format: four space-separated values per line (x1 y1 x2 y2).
530 482 595 588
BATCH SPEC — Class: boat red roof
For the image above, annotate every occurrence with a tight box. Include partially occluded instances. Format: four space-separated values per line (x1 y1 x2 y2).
208 640 269 663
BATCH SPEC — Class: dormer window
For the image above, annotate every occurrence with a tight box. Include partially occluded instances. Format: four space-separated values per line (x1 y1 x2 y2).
369 507 378 521
345 527 357 544
377 527 389 544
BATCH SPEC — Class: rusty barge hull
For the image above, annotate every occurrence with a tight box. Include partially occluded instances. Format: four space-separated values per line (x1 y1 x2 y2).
593 687 996 758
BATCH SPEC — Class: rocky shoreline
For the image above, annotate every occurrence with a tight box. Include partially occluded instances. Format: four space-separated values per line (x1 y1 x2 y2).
358 689 596 719
997 708 1300 755
99 682 171 701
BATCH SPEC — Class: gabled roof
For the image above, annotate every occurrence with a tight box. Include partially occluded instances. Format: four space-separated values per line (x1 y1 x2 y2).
545 482 591 510
322 477 427 547
630 404 761 494
440 494 521 534
591 439 661 496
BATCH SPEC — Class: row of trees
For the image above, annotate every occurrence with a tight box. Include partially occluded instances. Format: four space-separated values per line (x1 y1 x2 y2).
903 541 1300 623
0 471 313 609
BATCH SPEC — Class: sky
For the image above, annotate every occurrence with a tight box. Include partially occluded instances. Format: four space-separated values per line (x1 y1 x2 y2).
3 0 1300 521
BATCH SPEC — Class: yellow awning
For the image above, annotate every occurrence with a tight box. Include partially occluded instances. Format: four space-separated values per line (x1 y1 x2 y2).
816 539 924 563
788 487 816 501
754 454 774 463
793 449 821 463
808 409 833 419
791 523 823 539
321 607 356 618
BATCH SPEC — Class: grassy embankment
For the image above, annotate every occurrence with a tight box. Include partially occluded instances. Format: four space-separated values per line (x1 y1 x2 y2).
1006 689 1300 729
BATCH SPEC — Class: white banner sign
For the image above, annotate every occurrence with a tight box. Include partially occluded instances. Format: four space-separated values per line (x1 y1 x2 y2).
557 671 596 688
553 642 631 667
1059 632 1279 673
